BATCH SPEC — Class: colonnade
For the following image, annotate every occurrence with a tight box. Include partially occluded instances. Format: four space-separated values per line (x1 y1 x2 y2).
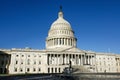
47 38 76 47
47 53 95 66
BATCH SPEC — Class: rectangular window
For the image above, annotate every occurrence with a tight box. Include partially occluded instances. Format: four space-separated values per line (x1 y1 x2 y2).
20 68 23 72
27 68 30 72
38 68 41 72
33 68 36 72
14 68 17 72
15 61 18 64
39 61 41 64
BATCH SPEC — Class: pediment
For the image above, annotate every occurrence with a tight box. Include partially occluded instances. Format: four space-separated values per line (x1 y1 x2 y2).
62 47 84 53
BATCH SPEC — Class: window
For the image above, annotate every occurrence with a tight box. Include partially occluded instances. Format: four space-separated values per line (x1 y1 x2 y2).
27 68 30 72
21 61 23 64
16 55 19 57
14 68 17 72
39 61 41 64
38 68 41 72
15 60 18 64
20 68 23 72
28 55 30 57
34 61 36 64
22 55 24 57
27 59 30 65
33 68 36 72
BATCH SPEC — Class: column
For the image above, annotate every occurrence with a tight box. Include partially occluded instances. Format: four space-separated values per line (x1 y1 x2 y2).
53 54 55 65
64 38 65 45
69 39 71 46
75 54 77 65
52 39 53 46
84 54 86 65
89 55 91 65
58 54 60 65
57 38 59 45
76 54 78 65
57 54 59 65
48 54 49 65
54 38 55 45
88 55 89 65
80 54 81 65
91 55 93 66
68 54 70 64
92 55 95 65
56 38 58 45
61 54 63 65
49 54 51 65
63 54 65 65
62 38 64 45
81 55 82 65
67 39 69 45
58 38 60 45
64 54 66 64
49 39 51 46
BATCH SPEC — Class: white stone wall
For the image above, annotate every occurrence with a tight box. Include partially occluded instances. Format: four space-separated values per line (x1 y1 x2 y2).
115 55 120 72
0 49 120 74
9 51 44 74
96 53 116 73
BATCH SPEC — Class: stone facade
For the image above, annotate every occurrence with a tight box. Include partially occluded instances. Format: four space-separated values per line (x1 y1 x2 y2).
0 8 120 74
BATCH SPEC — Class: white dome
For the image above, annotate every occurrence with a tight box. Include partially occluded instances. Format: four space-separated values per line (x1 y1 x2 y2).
50 12 72 30
46 10 77 49
48 11 74 38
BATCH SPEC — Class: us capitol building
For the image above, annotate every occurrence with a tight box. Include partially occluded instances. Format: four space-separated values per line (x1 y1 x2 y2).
0 8 120 74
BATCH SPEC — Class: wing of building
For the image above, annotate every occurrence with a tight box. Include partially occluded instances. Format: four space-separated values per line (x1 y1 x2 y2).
0 7 120 74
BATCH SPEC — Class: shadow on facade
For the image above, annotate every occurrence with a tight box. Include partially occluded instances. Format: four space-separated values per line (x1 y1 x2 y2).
0 51 11 74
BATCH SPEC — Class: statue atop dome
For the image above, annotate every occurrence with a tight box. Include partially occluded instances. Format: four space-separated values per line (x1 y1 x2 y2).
60 5 62 12
58 6 63 18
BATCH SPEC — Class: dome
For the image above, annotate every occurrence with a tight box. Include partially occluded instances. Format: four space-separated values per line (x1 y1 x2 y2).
50 11 72 30
46 8 77 49
48 11 74 38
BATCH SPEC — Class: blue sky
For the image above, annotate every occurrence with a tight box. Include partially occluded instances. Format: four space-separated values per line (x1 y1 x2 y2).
0 0 120 53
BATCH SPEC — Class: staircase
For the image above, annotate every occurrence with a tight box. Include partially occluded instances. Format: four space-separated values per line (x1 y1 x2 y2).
72 65 95 73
